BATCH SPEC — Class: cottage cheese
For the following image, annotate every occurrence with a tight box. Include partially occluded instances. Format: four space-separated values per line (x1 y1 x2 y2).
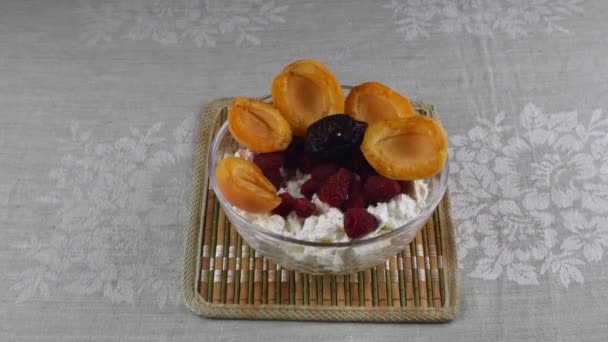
234 148 254 161
285 174 311 198
229 149 431 272
232 148 429 242
239 183 428 241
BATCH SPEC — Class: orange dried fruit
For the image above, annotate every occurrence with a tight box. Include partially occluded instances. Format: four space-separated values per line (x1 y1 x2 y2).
215 157 281 213
345 82 415 124
361 116 448 180
272 59 344 136
228 97 292 153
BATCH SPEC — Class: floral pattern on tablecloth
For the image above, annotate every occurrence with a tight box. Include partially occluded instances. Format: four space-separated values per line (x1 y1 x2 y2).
450 103 608 287
80 0 288 46
383 0 585 40
7 0 603 311
11 116 196 306
12 102 608 309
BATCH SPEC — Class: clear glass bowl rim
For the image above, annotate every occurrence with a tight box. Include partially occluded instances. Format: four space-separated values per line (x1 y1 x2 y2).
208 87 449 248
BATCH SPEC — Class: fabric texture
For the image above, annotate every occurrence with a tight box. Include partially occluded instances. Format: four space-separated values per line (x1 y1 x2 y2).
1 0 607 341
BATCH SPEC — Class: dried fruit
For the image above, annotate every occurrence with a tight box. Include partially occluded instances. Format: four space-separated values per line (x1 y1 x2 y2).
361 116 448 180
253 152 285 170
297 152 316 173
284 137 305 171
345 82 415 124
272 193 296 217
293 199 316 218
262 167 284 189
215 157 281 213
346 148 367 172
317 168 351 207
344 208 378 239
300 178 321 199
364 175 401 204
399 180 415 198
343 195 366 210
342 178 366 210
357 162 378 182
272 59 344 136
311 163 338 180
305 114 367 161
349 178 363 196
228 97 292 153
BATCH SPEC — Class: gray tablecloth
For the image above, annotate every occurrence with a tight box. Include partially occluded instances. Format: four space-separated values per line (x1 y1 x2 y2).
2 1 607 341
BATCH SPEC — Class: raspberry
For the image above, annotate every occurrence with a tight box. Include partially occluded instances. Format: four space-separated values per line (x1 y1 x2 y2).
253 152 285 170
349 178 363 196
263 168 284 189
311 163 338 181
343 208 378 239
357 162 377 182
284 137 305 171
364 175 401 204
272 193 296 217
300 178 321 199
297 152 316 173
399 180 415 197
317 168 351 207
343 195 366 210
293 199 316 218
342 178 366 210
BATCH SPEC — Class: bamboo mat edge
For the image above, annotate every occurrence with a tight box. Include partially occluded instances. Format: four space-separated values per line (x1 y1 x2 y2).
182 98 460 322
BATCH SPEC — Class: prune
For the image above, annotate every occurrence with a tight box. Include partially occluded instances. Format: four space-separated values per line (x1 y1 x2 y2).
304 114 367 161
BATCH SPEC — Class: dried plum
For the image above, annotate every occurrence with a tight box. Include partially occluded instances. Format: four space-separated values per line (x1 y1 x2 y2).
304 114 367 161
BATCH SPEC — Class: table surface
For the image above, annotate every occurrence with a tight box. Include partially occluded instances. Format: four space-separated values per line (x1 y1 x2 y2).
2 1 608 341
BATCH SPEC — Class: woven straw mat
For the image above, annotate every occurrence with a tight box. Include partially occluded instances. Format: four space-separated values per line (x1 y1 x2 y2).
182 98 460 322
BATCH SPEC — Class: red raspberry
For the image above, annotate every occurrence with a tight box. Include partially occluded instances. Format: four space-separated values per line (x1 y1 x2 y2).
253 152 285 170
293 199 316 218
343 208 378 239
300 178 321 199
342 178 366 210
317 168 351 207
262 168 283 189
297 152 316 173
399 180 415 197
272 193 296 217
364 175 401 204
343 196 366 210
357 163 377 182
284 137 305 171
349 177 363 195
311 163 338 180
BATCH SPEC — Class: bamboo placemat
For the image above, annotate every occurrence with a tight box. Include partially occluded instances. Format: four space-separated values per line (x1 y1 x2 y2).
182 98 459 322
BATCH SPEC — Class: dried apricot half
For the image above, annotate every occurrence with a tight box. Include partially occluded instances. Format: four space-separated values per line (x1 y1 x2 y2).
272 59 344 136
215 157 281 213
361 116 448 180
228 97 292 153
345 82 415 124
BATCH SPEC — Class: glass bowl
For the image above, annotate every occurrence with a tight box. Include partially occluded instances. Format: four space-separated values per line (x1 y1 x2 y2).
208 99 448 275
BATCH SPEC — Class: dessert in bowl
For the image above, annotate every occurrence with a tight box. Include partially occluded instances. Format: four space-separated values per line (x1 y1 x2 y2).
209 60 449 274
